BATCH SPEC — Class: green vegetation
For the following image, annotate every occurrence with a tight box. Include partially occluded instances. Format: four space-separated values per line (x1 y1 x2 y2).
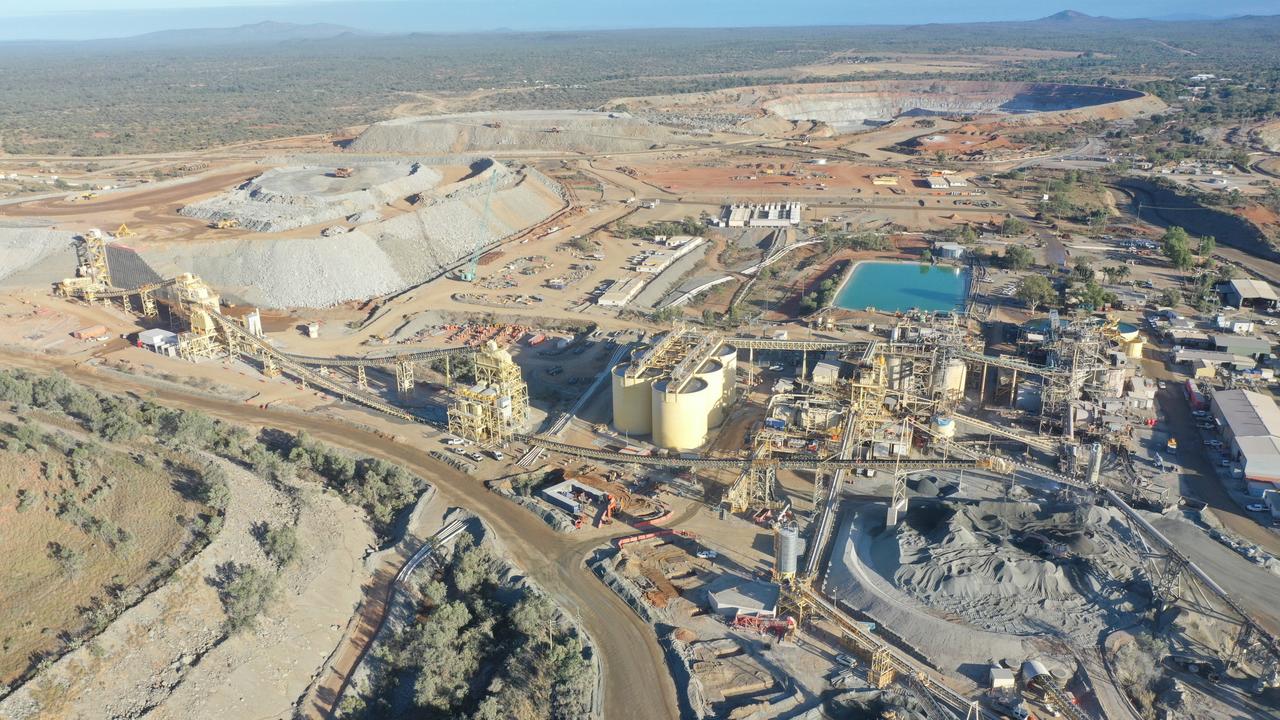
613 217 704 240
1016 275 1056 309
1000 217 1029 236
260 524 301 568
1002 245 1035 270
345 533 593 720
800 275 840 315
820 231 894 254
1161 226 1195 270
216 562 279 634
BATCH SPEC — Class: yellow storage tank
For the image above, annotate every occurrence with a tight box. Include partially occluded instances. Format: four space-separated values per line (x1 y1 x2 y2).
611 363 655 435
715 344 738 404
696 360 726 427
651 377 714 450
1124 337 1145 359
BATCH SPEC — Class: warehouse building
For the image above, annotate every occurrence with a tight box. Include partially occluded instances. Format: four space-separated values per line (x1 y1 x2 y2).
1219 278 1278 309
705 575 779 619
1211 334 1273 358
597 277 644 307
719 202 803 228
1211 389 1280 496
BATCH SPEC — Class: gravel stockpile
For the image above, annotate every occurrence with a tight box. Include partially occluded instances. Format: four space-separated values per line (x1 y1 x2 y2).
350 110 681 154
179 162 442 232
136 160 564 308
0 220 75 285
875 500 1147 638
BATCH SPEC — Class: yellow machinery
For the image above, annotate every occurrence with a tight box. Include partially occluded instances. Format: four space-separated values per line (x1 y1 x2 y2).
213 218 240 230
447 341 530 444
114 223 136 238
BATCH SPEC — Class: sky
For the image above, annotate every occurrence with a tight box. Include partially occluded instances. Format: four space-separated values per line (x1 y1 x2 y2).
0 0 1273 40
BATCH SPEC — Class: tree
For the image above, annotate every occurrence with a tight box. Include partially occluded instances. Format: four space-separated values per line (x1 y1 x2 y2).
1078 280 1115 310
1198 235 1216 255
1000 217 1028 236
262 524 300 567
1161 226 1194 270
1016 275 1056 309
920 249 933 264
1160 288 1183 308
1003 245 1034 271
218 564 278 633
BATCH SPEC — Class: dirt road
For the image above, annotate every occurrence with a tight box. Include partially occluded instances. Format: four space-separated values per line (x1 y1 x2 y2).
0 350 679 720
2 167 260 218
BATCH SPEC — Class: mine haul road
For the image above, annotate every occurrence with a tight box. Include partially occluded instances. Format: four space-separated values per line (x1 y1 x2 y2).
0 350 679 720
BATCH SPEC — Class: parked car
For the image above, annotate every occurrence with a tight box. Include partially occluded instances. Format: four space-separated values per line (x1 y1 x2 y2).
835 653 857 668
489 450 505 461
695 549 718 559
445 437 466 446
1247 503 1268 513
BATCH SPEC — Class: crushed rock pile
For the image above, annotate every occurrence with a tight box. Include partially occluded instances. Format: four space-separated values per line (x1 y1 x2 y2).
878 500 1149 637
350 110 684 155
0 219 75 285
179 161 441 232
133 160 565 308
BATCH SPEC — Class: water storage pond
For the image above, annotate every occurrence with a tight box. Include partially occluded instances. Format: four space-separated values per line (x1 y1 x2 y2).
833 261 969 314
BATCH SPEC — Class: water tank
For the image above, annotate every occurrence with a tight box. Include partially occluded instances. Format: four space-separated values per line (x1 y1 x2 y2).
696 359 726 426
651 377 714 450
611 363 654 435
933 415 957 440
774 523 802 578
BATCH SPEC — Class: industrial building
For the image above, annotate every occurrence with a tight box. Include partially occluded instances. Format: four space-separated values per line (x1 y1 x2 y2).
705 575 780 619
1219 278 1278 309
447 341 530 444
933 241 965 259
611 327 737 450
597 277 644 307
541 477 605 515
1211 388 1280 496
1211 334 1273 358
137 328 179 356
719 202 803 228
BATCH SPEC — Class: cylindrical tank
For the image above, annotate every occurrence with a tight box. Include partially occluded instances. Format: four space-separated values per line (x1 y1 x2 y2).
774 523 802 578
941 358 967 395
885 356 905 390
1124 337 1145 359
651 377 713 450
933 415 957 440
715 344 737 404
696 360 726 427
611 363 654 435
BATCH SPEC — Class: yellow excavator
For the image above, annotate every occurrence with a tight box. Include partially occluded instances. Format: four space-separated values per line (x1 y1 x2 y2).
213 218 240 230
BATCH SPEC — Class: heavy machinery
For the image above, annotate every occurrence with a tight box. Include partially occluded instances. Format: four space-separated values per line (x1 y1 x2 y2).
333 167 354 178
113 223 136 238
213 218 240 230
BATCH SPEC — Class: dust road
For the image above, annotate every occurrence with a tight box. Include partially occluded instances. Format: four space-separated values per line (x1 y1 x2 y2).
0 350 679 720
2 168 260 217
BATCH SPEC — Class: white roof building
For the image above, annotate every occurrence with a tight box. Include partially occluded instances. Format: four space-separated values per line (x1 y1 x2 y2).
705 576 779 619
1212 389 1280 490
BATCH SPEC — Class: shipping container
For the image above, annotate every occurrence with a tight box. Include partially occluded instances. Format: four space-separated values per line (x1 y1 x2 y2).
71 324 107 339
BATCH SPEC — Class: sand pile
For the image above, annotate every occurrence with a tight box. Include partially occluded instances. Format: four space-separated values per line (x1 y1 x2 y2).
877 501 1147 637
179 161 441 232
132 160 565 307
350 110 683 155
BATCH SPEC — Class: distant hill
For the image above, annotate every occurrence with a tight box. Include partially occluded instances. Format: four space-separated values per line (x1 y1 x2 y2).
121 21 368 47
1038 10 1105 22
